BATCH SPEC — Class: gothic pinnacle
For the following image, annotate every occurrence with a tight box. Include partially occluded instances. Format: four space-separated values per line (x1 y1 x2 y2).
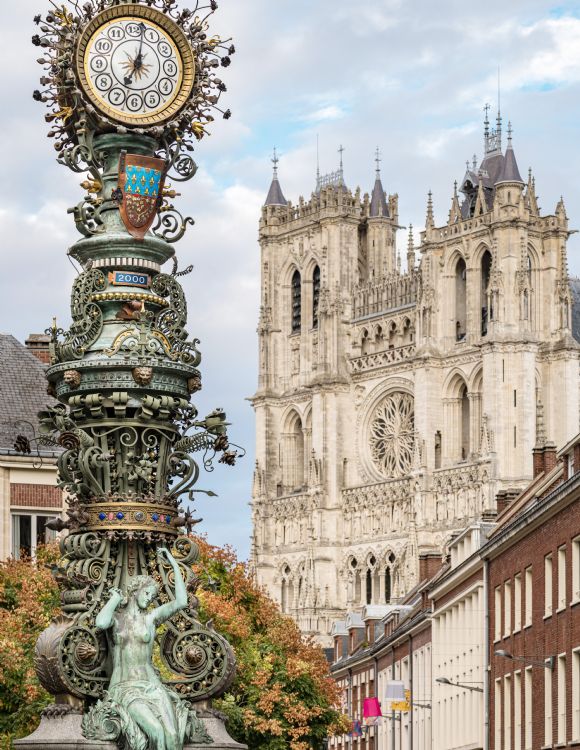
407 224 415 270
425 190 434 229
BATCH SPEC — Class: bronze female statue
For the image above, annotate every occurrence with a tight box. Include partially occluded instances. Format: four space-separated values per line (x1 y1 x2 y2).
82 547 209 750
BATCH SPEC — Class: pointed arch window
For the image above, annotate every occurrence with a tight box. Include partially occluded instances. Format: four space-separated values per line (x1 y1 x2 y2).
291 270 301 333
312 265 320 328
455 257 467 341
481 250 492 336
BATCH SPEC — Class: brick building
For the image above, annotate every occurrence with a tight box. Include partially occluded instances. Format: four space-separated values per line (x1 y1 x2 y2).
0 334 63 558
483 434 580 750
329 557 438 750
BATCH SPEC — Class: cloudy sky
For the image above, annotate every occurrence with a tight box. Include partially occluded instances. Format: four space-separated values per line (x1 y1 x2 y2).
1 0 580 557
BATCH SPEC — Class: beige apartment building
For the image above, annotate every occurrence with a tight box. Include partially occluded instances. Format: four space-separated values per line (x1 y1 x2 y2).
250 112 580 645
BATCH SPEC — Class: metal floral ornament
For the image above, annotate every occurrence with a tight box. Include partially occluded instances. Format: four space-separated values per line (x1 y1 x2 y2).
17 1 243 749
33 0 234 241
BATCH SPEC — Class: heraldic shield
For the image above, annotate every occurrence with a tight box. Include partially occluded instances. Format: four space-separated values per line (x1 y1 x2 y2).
118 151 166 240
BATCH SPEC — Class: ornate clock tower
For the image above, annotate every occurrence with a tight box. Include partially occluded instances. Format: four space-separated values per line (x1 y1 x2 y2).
17 2 242 749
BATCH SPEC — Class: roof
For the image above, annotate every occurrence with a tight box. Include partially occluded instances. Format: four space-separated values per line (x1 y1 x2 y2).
0 334 55 453
264 175 287 206
369 176 389 217
497 143 523 184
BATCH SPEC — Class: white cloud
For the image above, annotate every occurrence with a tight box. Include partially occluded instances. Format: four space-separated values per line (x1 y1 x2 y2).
417 123 479 159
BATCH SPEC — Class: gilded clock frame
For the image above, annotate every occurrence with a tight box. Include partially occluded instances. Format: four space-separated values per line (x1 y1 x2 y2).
75 3 195 127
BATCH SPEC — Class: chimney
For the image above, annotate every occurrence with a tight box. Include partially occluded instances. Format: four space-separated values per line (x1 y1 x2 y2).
543 442 558 474
25 333 51 364
495 488 520 515
419 551 443 583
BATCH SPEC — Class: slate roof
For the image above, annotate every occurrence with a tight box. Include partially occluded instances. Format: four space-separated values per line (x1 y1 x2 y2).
264 175 287 206
369 176 389 217
0 334 56 454
497 143 523 184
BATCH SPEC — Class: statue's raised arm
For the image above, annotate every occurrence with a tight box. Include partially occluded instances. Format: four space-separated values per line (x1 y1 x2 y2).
153 547 188 625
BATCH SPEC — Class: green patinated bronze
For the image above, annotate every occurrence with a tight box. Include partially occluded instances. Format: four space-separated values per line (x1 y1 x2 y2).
25 1 238 748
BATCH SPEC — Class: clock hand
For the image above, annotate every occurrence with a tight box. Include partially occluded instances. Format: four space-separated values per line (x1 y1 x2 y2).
123 23 146 86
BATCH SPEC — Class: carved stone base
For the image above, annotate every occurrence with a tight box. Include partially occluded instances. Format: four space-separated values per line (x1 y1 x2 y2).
14 706 247 750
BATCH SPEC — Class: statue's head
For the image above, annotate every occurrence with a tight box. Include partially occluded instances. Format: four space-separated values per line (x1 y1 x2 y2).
126 575 159 610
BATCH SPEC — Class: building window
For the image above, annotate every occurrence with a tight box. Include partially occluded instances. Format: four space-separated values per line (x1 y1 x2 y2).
11 513 57 560
460 384 470 459
524 667 532 750
545 662 553 746
514 671 522 750
514 573 522 632
573 648 580 741
384 568 391 604
573 536 580 603
524 566 533 627
495 586 502 641
545 554 553 617
455 257 467 341
312 265 320 328
558 654 566 744
495 678 502 750
504 580 512 637
366 569 372 605
481 250 492 336
504 674 512 750
291 269 301 333
558 546 566 611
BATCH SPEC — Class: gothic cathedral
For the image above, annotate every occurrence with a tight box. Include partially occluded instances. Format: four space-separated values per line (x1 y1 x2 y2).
250 113 580 646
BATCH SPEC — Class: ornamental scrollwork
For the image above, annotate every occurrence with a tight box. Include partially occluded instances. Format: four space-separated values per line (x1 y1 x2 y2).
46 269 106 363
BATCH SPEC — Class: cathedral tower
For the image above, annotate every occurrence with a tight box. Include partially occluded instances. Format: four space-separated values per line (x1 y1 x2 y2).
251 120 580 645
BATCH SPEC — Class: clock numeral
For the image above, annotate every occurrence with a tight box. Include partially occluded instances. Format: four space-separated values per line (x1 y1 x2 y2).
158 42 172 58
108 87 126 106
158 78 174 96
125 23 141 37
145 91 161 109
126 93 143 112
90 55 108 73
95 39 112 54
108 25 125 41
163 60 177 77
145 28 160 44
95 74 113 92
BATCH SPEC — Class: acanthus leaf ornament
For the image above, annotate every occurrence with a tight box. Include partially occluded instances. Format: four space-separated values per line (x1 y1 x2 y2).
118 151 167 239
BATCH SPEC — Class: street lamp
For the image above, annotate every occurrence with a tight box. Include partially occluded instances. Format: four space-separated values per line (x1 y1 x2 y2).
494 649 555 670
435 676 484 693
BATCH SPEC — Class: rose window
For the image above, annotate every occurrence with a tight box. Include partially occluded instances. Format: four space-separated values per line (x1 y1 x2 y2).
368 392 414 478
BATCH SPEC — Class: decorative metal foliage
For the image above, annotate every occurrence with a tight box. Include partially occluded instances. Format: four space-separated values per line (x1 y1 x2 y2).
32 0 233 177
369 392 415 479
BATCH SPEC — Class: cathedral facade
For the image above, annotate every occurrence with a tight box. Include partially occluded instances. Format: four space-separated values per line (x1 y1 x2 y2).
249 114 580 646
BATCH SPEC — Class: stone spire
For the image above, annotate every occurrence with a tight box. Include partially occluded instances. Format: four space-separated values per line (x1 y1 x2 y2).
448 180 461 224
264 147 287 206
425 190 434 230
407 224 416 271
525 168 539 215
369 147 389 217
497 123 523 184
474 178 487 215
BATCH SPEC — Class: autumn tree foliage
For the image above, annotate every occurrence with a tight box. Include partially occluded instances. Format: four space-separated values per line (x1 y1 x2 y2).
0 545 60 746
0 540 347 749
194 538 349 750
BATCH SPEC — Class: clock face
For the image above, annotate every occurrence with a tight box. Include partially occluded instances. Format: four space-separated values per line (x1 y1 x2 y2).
76 5 195 127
